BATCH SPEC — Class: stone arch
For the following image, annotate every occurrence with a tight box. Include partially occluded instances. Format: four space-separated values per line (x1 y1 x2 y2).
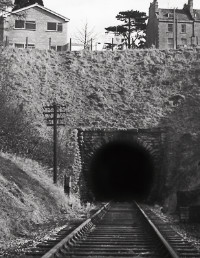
77 128 167 202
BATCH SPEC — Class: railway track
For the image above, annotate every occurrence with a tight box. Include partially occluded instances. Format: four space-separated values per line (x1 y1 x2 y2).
29 202 200 258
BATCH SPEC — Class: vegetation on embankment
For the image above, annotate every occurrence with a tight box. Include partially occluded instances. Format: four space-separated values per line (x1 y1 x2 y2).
1 47 200 241
1 47 200 132
0 152 89 250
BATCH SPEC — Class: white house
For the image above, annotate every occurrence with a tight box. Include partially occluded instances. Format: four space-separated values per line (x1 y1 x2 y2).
0 3 70 51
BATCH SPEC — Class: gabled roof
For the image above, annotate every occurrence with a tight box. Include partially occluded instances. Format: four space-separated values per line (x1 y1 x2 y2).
11 3 70 22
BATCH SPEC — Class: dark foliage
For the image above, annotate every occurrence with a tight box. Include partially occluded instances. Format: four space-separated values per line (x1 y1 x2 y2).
13 0 44 11
0 91 68 180
105 10 147 49
0 0 13 12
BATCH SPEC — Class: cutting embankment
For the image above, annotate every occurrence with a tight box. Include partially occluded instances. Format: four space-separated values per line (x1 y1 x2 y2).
0 152 85 245
1 48 200 244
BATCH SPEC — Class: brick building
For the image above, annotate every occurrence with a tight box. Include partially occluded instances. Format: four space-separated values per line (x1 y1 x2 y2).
0 3 70 51
146 0 200 49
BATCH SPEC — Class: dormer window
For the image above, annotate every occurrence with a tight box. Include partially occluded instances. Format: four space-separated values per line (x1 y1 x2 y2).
168 13 174 18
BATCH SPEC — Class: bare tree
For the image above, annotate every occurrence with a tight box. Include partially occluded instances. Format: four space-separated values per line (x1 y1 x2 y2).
74 21 97 50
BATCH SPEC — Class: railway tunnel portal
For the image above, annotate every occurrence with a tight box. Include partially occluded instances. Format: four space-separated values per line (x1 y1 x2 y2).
76 128 167 202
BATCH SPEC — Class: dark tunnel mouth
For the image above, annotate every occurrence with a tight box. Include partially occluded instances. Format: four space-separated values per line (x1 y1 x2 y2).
88 139 155 202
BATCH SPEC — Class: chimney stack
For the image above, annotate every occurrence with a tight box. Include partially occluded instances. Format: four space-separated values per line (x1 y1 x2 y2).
154 0 159 14
188 0 194 18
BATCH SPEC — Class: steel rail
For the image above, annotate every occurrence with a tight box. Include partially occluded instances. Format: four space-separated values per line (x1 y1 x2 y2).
41 202 110 258
135 202 179 258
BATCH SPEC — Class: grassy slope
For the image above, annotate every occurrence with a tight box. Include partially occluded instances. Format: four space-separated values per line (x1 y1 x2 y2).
1 48 200 131
0 152 85 245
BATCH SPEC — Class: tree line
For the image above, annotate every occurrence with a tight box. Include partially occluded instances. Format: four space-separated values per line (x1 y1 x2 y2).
13 0 44 11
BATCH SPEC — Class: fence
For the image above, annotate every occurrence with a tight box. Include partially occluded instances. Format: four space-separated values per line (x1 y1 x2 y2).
3 36 130 51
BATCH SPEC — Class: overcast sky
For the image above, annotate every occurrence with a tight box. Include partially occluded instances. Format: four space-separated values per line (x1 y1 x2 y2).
43 0 200 42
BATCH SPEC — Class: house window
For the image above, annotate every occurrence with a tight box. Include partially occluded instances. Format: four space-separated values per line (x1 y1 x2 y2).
47 22 57 31
15 43 24 48
25 21 36 30
181 24 186 33
50 46 56 50
57 46 62 51
51 45 62 51
47 22 63 32
168 38 174 48
168 24 173 32
15 43 35 49
15 20 25 29
181 38 187 46
27 44 35 49
15 20 36 30
57 23 63 32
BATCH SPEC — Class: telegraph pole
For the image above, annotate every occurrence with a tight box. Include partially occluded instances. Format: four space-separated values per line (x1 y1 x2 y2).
173 8 176 50
43 102 66 184
91 38 93 50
